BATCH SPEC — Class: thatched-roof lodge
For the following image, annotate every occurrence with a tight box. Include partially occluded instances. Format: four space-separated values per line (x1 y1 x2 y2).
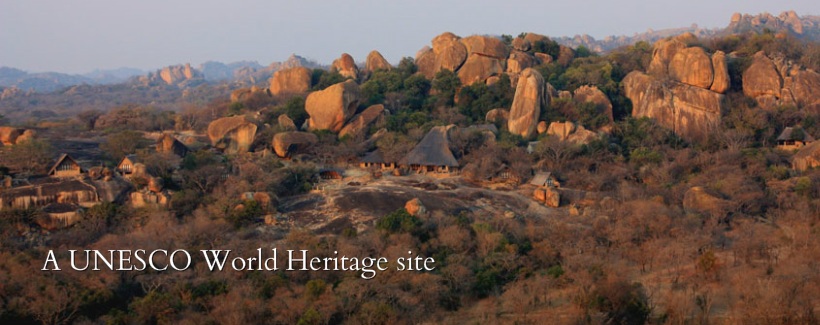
48 154 83 178
401 126 459 173
117 154 142 176
529 171 559 188
777 127 815 150
359 149 396 169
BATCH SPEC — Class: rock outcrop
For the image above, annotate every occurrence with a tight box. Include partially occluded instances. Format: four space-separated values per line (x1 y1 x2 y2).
742 51 820 109
0 127 35 146
278 114 297 131
365 50 392 72
404 198 427 216
573 85 614 123
270 66 312 96
623 34 729 142
305 80 360 132
338 104 386 140
485 108 509 124
415 32 507 85
546 121 598 145
155 63 203 86
793 141 820 171
207 116 258 154
331 53 359 80
272 131 318 158
230 86 270 102
508 68 546 140
533 187 560 208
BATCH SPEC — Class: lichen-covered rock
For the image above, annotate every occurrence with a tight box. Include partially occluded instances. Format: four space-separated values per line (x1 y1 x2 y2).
365 50 392 72
338 104 386 140
272 131 318 158
0 127 25 146
305 80 360 132
507 50 537 78
207 116 258 153
331 53 359 80
647 34 693 77
547 121 576 140
270 66 312 96
557 46 575 66
508 68 545 139
512 37 531 51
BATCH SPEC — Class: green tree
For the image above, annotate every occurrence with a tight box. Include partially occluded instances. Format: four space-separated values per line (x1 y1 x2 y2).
432 69 461 107
1 138 52 174
100 130 147 161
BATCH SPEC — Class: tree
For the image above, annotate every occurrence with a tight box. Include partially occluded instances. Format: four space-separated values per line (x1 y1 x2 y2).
76 109 102 130
99 130 147 161
1 138 52 174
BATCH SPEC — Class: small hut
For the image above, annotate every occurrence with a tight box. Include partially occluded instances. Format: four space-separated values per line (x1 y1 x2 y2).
360 150 396 170
48 154 83 178
117 154 141 176
777 127 815 150
401 126 459 173
529 171 559 188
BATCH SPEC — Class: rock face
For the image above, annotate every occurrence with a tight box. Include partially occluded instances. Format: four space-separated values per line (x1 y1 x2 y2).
405 198 427 216
157 63 202 86
793 141 820 171
432 32 468 74
742 51 820 109
270 66 312 96
507 50 537 84
683 186 729 218
0 127 34 146
485 108 509 124
537 121 548 134
365 50 392 72
573 85 614 123
272 131 318 158
338 104 386 140
278 114 297 131
231 86 270 102
508 68 546 140
533 187 560 208
207 116 258 154
546 121 598 145
458 54 504 86
710 51 730 93
623 35 729 142
669 47 714 89
305 80 360 132
331 53 359 80
415 32 507 85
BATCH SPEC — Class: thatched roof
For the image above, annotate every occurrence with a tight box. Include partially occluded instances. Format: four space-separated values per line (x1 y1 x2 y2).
777 127 815 142
361 150 385 164
47 154 82 175
529 171 553 186
119 154 141 166
401 126 458 167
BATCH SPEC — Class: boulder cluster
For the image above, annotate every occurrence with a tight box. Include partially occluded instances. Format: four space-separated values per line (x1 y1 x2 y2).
624 33 729 142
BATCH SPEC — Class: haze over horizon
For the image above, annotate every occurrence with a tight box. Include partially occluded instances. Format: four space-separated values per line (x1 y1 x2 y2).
1 0 817 75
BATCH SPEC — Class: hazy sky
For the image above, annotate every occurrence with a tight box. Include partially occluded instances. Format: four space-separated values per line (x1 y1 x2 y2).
1 0 817 74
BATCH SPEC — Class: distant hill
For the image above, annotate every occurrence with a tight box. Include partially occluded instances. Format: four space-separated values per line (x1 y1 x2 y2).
552 10 820 52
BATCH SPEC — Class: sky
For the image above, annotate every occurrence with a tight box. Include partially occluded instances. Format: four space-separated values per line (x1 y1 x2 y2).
0 0 817 74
